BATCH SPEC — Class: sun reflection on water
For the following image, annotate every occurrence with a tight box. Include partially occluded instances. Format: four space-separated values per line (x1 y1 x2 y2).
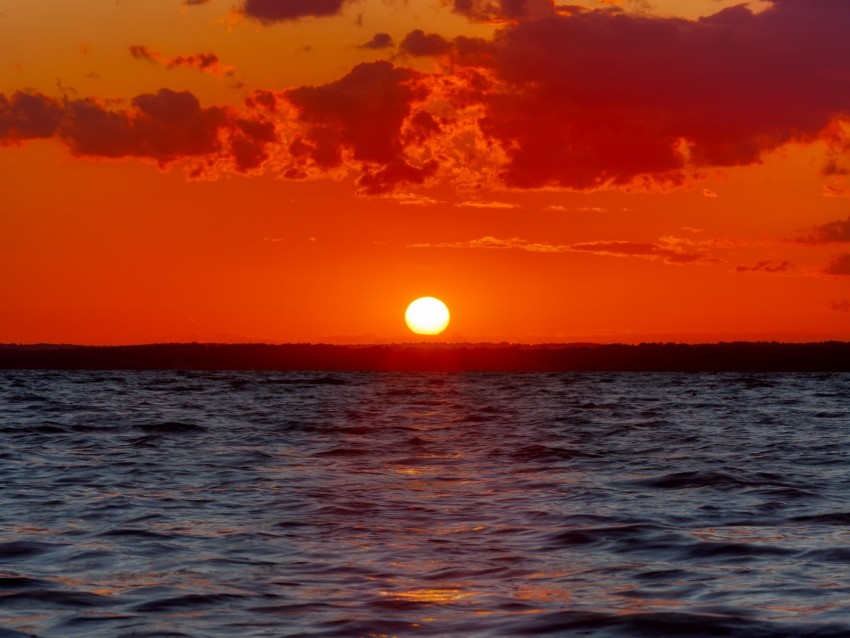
380 588 478 604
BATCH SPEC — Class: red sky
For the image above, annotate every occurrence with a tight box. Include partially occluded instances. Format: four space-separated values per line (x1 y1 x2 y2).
1 0 849 344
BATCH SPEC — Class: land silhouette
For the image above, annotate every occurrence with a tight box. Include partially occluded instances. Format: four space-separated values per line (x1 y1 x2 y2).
1 342 848 372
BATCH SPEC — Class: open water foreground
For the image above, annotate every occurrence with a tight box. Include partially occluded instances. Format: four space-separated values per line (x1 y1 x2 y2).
1 370 850 637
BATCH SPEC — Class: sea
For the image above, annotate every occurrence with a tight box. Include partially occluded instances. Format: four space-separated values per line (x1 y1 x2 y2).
1 370 850 637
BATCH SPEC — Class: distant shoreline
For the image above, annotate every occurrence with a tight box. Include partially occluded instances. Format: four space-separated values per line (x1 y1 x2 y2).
1 342 849 372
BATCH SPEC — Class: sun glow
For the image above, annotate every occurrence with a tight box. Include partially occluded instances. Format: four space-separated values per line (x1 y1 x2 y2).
405 297 450 335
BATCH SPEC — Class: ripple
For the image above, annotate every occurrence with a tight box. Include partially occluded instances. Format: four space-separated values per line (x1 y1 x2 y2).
1 370 849 637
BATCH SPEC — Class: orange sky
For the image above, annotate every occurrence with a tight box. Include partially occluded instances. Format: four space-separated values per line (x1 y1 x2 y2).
1 0 849 344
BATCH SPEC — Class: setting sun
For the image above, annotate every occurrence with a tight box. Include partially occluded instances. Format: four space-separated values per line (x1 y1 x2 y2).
405 297 450 335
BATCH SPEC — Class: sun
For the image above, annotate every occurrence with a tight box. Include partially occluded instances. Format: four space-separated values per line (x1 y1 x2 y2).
405 297 450 335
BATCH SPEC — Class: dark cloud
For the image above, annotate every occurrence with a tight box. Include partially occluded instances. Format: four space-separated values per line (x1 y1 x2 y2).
824 253 850 276
239 0 348 23
736 260 791 273
0 88 276 174
0 91 63 144
129 44 157 63
399 30 452 57
452 35 496 66
60 89 227 162
800 216 850 244
451 1 850 188
183 0 211 4
286 61 433 190
244 89 278 112
229 117 277 172
129 45 233 75
168 53 229 74
450 0 554 22
6 2 850 196
359 33 393 50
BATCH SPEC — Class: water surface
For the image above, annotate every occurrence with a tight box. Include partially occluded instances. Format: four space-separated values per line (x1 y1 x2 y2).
1 371 850 636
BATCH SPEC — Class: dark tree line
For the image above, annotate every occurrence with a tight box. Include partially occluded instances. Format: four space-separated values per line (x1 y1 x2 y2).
1 341 848 371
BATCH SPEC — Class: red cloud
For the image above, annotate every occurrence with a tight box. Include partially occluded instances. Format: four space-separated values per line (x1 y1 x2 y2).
824 254 850 276
451 0 554 22
239 0 348 23
60 90 228 162
800 216 850 244
229 117 278 172
359 33 393 50
399 30 452 57
0 91 63 144
129 45 234 76
285 61 435 192
128 45 157 63
736 260 792 273
0 88 277 174
447 1 850 188
5 2 850 196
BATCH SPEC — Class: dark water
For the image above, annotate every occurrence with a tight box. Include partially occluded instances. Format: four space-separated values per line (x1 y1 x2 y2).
1 371 850 637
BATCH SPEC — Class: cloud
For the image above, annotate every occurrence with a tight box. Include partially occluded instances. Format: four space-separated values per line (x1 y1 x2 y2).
183 0 211 4
832 300 850 312
0 88 277 174
244 89 278 112
799 216 850 244
450 0 556 22
399 30 453 57
59 90 228 163
384 192 443 206
1 60 436 189
442 1 850 189
129 44 163 63
824 253 850 276
6 2 850 196
359 33 393 50
544 204 607 212
456 200 519 209
821 116 850 176
285 61 435 193
736 260 792 273
0 91 64 144
129 45 234 76
409 235 711 263
823 185 850 198
286 61 423 166
229 116 278 172
238 0 349 23
409 236 567 252
568 240 708 264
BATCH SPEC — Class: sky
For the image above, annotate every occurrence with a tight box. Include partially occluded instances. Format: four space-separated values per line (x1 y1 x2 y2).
1 0 849 345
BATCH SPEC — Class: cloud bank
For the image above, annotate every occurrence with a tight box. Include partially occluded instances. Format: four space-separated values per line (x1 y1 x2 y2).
239 0 350 23
0 88 276 173
408 235 711 264
2 1 850 194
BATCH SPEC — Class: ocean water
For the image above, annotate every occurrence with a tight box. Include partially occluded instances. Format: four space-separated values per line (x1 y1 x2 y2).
1 371 850 637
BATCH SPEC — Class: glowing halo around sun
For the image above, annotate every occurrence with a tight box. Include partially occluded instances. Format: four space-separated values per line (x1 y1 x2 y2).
405 297 450 335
